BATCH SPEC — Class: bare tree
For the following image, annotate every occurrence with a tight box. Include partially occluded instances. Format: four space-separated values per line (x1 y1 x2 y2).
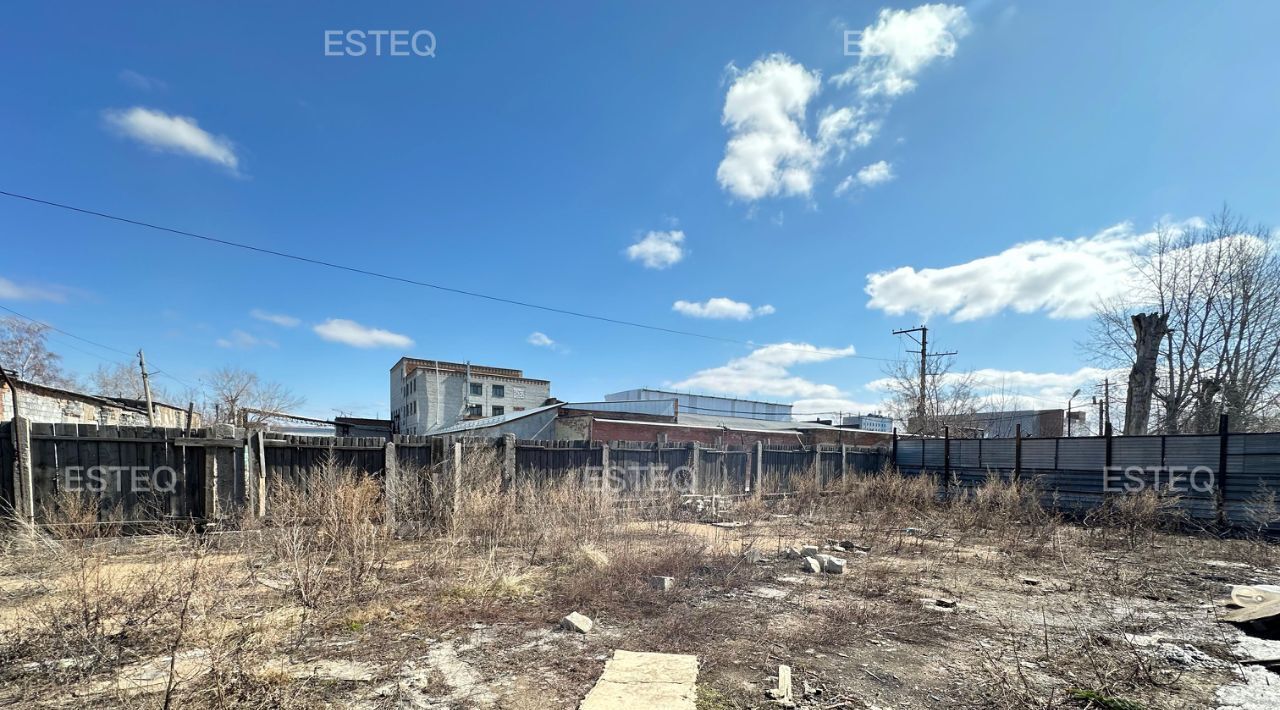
0 317 77 388
90 362 152 400
881 354 981 436
1088 207 1280 432
204 366 305 426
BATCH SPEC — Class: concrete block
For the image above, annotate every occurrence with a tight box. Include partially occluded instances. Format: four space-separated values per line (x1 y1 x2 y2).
560 611 593 633
650 576 675 592
801 556 821 574
800 545 820 557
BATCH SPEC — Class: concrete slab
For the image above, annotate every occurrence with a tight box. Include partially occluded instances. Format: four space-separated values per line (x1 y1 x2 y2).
579 650 698 710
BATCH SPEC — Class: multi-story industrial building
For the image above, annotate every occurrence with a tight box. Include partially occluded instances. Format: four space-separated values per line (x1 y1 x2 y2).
841 414 894 433
389 357 552 435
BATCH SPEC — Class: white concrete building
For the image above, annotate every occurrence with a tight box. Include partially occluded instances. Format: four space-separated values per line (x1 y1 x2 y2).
389 358 552 435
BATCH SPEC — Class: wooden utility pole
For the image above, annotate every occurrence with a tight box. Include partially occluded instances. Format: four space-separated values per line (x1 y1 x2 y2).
138 349 156 427
1123 312 1170 436
892 326 957 433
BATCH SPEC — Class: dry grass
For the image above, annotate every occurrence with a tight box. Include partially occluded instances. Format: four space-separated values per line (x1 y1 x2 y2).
0 457 1275 709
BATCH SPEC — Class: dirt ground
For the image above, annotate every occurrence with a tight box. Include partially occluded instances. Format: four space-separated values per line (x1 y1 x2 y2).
3 481 1280 709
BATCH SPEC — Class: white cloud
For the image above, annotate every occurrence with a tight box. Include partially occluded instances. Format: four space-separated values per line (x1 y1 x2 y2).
103 107 240 172
250 309 300 328
527 331 555 347
314 319 413 349
832 4 971 97
118 69 166 91
864 222 1158 321
672 297 775 320
835 160 895 194
626 230 686 269
669 342 856 400
716 54 826 201
215 329 275 349
856 160 895 186
0 276 68 302
717 5 966 203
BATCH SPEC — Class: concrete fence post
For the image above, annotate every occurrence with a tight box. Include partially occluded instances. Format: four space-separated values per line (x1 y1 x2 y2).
689 442 701 495
384 440 399 528
753 440 763 495
599 441 610 477
840 443 850 488
501 433 516 484
451 440 463 529
13 416 34 525
204 444 220 524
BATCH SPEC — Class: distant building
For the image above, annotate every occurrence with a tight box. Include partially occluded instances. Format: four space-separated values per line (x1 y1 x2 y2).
917 409 1088 438
604 388 793 422
390 358 552 435
335 417 392 438
842 414 894 433
0 375 200 429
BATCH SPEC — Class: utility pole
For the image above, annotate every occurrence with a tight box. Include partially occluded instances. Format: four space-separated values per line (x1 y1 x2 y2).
137 349 156 427
892 326 957 434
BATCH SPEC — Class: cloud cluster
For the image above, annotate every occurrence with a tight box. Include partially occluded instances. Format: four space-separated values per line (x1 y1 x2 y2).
527 331 555 347
672 297 775 320
717 4 967 202
0 276 68 302
670 342 856 401
832 4 971 97
250 309 300 328
215 329 276 350
835 159 895 194
864 222 1155 321
103 107 240 172
313 319 413 349
626 230 686 269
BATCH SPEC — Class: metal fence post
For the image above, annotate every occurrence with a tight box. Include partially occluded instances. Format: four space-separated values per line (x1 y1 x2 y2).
943 426 951 483
1217 413 1229 528
891 427 898 471
1013 423 1022 483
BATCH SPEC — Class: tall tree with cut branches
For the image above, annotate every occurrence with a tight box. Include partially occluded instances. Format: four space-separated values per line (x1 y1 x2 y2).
1088 207 1280 433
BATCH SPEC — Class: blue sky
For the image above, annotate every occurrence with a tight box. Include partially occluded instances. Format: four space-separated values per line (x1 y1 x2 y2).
2 2 1278 421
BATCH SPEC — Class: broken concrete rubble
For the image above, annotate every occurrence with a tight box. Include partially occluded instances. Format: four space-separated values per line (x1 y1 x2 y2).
650 576 674 592
561 611 594 633
801 556 821 574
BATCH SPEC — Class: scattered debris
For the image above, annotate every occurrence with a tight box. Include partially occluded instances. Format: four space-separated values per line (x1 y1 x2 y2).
561 612 594 634
650 575 675 592
816 554 846 574
800 545 820 558
743 548 766 564
800 557 821 574
1021 577 1042 586
765 664 793 706
934 598 958 609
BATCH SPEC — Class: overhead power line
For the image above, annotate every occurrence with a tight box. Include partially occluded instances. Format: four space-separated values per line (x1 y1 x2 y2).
0 190 901 363
0 304 197 390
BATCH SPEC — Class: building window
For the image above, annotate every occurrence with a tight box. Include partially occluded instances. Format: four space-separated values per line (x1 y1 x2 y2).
467 404 483 417
492 384 505 398
492 405 505 416
469 382 483 396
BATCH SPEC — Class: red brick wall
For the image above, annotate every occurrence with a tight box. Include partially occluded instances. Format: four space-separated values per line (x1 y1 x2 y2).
582 418 891 449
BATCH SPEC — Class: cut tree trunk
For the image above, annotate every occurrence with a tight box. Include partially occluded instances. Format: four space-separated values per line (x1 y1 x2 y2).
1124 312 1171 435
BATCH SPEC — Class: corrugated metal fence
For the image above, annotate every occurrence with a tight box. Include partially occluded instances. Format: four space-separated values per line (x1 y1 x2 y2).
893 425 1280 529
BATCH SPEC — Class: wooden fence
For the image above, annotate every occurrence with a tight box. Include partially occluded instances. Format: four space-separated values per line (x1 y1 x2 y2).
0 419 886 528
